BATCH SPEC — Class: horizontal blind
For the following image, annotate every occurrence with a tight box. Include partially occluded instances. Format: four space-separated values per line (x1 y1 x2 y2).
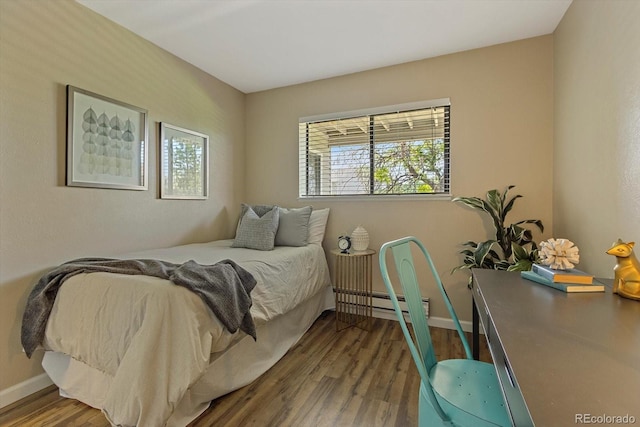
299 100 450 197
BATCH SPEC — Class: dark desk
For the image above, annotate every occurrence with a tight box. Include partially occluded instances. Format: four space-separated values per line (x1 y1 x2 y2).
471 269 640 427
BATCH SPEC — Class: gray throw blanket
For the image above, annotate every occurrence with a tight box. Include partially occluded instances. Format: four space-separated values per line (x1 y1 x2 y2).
21 258 257 358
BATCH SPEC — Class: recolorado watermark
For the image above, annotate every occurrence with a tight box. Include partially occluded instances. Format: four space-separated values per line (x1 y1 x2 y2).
575 413 636 424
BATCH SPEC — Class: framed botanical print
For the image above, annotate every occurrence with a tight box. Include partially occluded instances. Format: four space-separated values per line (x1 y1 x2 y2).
66 85 148 190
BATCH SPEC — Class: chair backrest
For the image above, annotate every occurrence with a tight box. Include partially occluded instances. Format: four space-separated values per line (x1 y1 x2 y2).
379 237 472 380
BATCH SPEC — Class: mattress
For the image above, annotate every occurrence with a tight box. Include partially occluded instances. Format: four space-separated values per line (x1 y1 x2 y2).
41 240 333 426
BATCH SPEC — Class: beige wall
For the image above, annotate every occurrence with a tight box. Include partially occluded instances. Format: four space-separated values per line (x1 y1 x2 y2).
554 0 640 277
246 36 554 322
0 1 245 393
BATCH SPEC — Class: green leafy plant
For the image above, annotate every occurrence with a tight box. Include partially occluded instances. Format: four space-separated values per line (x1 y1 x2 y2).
452 185 544 284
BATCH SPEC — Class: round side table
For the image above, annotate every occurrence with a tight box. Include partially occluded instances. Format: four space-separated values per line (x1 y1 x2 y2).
331 249 375 331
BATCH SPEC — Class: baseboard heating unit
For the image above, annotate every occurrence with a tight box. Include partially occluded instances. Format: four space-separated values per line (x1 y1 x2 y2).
370 291 430 320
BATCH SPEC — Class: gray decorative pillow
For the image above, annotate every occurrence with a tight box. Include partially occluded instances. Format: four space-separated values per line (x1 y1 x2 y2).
239 203 274 218
235 203 274 235
232 206 279 250
275 206 312 247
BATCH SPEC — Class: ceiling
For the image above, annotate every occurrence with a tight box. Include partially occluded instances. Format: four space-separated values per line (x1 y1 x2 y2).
77 0 572 94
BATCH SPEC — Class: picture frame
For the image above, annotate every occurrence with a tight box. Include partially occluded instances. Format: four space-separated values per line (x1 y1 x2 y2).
159 123 209 200
66 85 148 190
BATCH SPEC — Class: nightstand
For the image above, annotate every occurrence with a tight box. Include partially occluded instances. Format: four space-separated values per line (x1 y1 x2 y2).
331 249 375 331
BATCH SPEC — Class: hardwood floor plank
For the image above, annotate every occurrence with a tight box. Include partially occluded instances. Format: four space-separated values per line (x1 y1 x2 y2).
0 311 491 427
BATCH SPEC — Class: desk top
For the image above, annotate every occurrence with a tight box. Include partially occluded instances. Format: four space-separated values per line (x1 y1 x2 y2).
472 269 640 426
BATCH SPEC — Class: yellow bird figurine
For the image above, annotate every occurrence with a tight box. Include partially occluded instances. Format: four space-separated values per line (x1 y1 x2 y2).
606 239 640 301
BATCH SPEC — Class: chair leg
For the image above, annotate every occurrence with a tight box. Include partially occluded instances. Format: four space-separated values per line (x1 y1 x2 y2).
419 382 452 427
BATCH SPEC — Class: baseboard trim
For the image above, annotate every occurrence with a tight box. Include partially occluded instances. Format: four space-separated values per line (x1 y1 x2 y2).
0 372 53 410
372 307 479 334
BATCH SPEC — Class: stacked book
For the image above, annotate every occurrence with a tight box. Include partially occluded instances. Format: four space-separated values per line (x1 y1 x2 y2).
521 264 604 293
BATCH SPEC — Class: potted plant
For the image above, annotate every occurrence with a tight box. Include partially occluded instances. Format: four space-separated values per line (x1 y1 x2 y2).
452 185 544 285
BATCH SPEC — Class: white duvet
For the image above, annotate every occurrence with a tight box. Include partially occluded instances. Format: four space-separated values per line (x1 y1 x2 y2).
43 240 331 426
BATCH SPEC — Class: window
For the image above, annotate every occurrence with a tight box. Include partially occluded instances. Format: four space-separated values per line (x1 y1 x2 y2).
299 99 450 197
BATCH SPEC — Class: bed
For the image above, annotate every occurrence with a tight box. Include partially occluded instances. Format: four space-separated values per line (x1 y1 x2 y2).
22 207 333 427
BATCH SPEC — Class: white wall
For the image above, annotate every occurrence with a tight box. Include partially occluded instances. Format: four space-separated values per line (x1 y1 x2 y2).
0 0 245 397
554 0 640 277
245 36 555 323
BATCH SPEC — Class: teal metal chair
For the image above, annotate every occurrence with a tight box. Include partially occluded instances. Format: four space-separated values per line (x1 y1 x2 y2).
379 236 510 427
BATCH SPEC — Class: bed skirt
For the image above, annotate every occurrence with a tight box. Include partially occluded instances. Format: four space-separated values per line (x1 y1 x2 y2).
42 285 335 426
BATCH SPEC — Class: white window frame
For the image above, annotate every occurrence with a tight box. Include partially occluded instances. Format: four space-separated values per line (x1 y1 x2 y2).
299 98 451 199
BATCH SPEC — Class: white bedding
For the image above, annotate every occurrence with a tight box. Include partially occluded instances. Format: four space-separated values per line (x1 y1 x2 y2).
42 240 332 426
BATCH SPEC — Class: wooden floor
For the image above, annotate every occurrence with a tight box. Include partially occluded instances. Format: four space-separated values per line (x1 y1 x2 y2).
0 311 491 427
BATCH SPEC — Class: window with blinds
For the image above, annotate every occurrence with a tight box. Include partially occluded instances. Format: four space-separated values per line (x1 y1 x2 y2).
299 99 450 197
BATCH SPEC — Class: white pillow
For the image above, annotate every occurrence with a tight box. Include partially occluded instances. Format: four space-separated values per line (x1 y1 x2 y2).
307 208 330 245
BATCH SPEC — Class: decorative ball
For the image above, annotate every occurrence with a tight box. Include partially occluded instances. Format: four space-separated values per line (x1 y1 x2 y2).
351 225 369 251
539 238 580 270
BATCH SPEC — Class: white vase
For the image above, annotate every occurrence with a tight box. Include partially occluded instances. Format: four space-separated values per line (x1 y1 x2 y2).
351 225 369 251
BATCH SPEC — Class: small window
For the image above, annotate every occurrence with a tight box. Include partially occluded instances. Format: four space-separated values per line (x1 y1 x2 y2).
299 99 450 197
